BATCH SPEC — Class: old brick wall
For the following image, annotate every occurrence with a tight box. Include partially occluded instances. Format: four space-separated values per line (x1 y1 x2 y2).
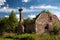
35 13 60 34
52 15 60 27
35 13 49 34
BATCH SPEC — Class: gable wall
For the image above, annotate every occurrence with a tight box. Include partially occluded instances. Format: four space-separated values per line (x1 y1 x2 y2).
35 13 49 34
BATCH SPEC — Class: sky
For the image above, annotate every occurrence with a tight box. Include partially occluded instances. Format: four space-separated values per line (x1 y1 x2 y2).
0 0 60 20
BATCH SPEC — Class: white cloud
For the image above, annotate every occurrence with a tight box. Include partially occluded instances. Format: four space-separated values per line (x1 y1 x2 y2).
22 7 38 13
22 0 29 2
28 14 36 19
0 7 18 13
16 14 19 21
0 0 6 5
30 5 58 9
22 5 59 13
5 15 9 17
22 6 60 20
55 14 60 20
4 14 19 18
16 14 19 19
30 5 60 20
52 12 60 20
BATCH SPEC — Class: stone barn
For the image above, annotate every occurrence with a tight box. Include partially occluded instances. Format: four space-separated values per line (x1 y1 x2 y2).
18 9 60 34
35 12 60 34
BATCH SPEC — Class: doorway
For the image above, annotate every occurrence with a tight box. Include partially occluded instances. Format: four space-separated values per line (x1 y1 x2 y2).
45 24 49 32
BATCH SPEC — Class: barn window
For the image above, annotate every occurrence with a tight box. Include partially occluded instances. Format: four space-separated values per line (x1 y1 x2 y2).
49 16 52 20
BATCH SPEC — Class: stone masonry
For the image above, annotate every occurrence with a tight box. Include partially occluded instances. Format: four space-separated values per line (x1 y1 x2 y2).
18 9 60 34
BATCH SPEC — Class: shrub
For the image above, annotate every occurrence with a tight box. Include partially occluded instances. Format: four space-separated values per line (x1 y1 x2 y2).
53 25 60 35
16 34 39 40
2 33 16 38
2 33 60 40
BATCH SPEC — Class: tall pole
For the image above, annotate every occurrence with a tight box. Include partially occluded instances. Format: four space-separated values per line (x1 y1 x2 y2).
19 8 24 24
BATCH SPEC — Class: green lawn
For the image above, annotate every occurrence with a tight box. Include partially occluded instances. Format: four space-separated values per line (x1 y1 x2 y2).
0 33 60 40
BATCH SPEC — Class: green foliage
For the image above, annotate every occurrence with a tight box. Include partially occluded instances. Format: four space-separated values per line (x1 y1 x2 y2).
53 25 60 35
3 33 16 38
2 33 39 40
19 34 39 40
24 18 35 24
9 11 18 32
0 38 14 40
0 17 9 34
24 18 31 24
9 11 18 27
0 11 18 33
2 33 60 40
38 33 60 40
31 18 35 23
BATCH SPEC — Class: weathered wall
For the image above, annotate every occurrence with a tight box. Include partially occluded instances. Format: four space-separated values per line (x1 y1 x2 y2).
17 24 24 33
35 13 60 34
52 15 60 27
35 13 49 34
25 23 35 33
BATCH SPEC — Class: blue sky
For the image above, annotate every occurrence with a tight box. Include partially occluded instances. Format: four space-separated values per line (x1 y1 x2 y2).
0 0 60 20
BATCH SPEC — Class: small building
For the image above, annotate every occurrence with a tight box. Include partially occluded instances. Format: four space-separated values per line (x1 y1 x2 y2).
35 12 60 34
18 9 60 34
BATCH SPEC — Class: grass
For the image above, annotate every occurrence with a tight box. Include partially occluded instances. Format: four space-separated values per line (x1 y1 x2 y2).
0 33 60 40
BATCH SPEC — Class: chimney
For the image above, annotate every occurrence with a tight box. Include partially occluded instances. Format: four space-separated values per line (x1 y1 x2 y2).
18 8 24 33
19 8 24 23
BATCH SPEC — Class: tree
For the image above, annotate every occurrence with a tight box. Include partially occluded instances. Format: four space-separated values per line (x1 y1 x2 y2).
0 17 9 34
24 18 31 24
9 11 18 32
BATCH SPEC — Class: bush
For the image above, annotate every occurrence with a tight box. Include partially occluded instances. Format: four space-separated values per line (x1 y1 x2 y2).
53 25 60 35
2 33 60 40
15 34 39 40
0 38 14 40
2 33 39 40
2 33 16 38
